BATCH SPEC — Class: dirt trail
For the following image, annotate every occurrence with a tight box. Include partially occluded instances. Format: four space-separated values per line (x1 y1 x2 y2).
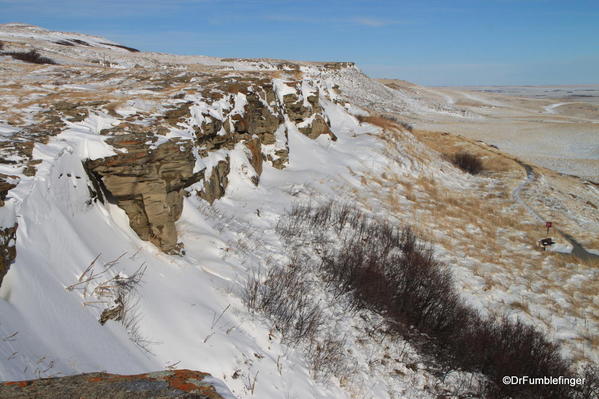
513 161 599 261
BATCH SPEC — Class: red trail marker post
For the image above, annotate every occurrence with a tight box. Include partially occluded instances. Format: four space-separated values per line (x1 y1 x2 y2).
545 221 552 235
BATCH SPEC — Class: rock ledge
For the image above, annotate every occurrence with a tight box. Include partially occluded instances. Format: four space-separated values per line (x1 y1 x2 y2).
0 369 234 399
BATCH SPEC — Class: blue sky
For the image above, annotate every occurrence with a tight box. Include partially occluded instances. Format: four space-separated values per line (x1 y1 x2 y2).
1 0 598 85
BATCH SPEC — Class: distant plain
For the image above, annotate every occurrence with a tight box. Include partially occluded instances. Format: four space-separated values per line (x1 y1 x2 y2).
408 84 599 181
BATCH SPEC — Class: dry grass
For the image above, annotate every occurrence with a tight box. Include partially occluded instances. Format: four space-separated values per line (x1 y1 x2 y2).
357 114 402 131
354 128 599 366
510 300 531 315
412 128 520 174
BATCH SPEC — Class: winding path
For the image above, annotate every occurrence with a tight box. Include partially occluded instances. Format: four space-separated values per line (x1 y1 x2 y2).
512 160 599 261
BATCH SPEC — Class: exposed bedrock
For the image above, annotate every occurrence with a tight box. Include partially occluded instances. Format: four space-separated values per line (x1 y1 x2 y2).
84 137 203 254
281 87 336 141
84 79 335 254
0 369 233 399
0 224 17 287
198 157 230 205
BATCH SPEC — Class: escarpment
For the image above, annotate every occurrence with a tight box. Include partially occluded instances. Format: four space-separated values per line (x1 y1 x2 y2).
84 137 202 254
0 59 342 262
83 76 335 253
0 175 18 286
0 224 17 287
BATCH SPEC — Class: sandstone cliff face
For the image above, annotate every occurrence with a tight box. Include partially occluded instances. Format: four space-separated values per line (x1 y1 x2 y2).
0 175 18 286
0 370 234 399
190 77 333 206
1 68 338 256
85 136 203 254
279 82 336 141
0 224 17 287
80 76 301 252
198 158 230 205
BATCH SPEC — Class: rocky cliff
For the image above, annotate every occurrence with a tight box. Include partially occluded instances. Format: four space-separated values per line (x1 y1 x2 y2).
84 137 202 254
0 49 347 290
81 75 336 253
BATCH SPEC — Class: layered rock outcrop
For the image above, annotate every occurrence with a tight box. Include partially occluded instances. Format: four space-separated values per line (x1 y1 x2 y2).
190 78 333 204
198 158 230 205
0 224 17 287
85 136 203 254
0 370 234 399
279 83 336 141
84 76 336 254
0 175 18 286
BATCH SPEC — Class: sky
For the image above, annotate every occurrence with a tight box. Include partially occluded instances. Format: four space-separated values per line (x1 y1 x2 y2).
1 0 598 86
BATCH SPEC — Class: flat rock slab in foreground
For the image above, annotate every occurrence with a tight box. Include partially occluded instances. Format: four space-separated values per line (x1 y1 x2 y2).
0 369 233 399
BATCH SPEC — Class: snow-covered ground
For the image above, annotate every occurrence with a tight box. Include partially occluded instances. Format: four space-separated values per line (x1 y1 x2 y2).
0 23 597 399
377 81 599 181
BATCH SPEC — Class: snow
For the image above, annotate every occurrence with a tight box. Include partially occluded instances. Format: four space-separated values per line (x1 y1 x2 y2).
0 69 462 396
56 114 120 160
0 23 597 399
0 124 20 138
0 71 388 398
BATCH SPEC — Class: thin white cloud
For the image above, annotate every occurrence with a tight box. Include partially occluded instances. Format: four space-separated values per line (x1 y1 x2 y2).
264 15 401 27
352 17 398 27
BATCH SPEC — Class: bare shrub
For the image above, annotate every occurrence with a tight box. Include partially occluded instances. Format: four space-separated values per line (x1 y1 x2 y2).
54 40 75 46
243 269 261 312
573 364 599 399
71 39 90 46
307 333 349 380
244 263 323 345
2 50 57 65
279 202 579 398
451 152 483 174
243 239 351 379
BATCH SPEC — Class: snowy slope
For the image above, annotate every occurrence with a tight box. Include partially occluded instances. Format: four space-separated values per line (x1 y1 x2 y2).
0 91 440 398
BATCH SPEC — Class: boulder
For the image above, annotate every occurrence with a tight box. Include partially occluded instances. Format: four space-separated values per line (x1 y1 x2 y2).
0 370 234 399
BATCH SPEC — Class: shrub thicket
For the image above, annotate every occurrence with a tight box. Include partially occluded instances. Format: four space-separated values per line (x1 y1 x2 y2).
3 50 57 65
274 202 595 398
245 263 323 344
244 261 351 380
451 151 483 174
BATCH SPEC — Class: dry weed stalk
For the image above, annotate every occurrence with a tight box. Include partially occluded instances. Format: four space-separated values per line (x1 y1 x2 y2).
66 253 152 353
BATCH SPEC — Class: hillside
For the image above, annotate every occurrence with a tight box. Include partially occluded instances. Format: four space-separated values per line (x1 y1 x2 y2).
0 24 597 399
